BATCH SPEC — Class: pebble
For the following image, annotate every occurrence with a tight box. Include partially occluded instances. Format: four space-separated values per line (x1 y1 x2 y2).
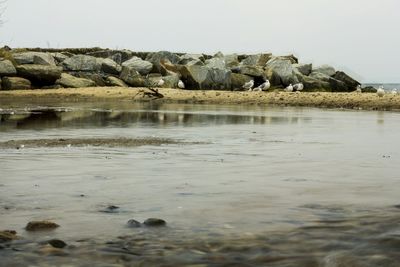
143 218 166 227
25 221 60 231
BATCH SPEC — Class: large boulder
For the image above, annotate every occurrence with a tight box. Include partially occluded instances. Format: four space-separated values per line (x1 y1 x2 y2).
179 54 205 65
333 71 361 90
238 65 265 78
179 65 231 90
74 73 107 86
293 63 312 76
16 64 62 85
1 76 31 90
0 60 17 76
119 66 144 87
62 55 102 71
100 58 122 75
50 52 70 63
241 53 272 66
308 71 350 92
312 65 336 77
145 51 181 74
106 76 128 87
121 57 153 75
12 52 56 66
56 73 96 88
297 75 330 91
205 57 226 70
87 49 134 64
231 73 253 90
224 54 239 68
265 57 299 86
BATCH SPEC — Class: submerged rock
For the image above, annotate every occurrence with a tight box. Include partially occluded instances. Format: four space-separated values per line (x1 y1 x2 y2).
0 230 18 243
48 239 67 248
143 218 166 227
25 221 59 231
127 219 142 228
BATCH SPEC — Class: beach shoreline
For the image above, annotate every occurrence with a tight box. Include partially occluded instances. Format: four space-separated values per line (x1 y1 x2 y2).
1 87 400 111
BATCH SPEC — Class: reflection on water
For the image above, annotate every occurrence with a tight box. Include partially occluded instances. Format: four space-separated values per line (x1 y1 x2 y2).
0 102 400 266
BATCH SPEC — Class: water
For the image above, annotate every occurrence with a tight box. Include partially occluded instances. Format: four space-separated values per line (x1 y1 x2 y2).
364 83 400 90
1 102 400 266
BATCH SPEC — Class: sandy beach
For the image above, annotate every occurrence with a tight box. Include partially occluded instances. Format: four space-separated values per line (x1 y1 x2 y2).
1 87 400 111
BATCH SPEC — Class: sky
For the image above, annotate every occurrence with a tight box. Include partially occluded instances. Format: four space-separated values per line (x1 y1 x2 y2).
0 0 399 83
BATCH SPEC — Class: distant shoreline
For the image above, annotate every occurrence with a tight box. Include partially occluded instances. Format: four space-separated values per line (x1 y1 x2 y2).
1 87 400 111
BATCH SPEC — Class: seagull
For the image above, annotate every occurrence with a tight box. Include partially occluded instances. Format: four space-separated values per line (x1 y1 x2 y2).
377 86 385 97
293 83 304 92
243 80 254 91
178 80 185 89
284 84 293 92
252 86 262 92
157 79 165 87
256 79 271 91
355 85 362 93
391 88 398 95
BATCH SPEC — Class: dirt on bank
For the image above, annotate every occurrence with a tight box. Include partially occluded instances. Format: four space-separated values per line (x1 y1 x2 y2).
1 87 400 111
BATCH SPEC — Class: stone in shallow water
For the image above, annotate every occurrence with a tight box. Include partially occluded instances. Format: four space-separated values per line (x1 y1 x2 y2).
127 219 142 228
48 239 67 248
0 230 18 243
25 221 59 231
143 218 166 227
100 205 120 213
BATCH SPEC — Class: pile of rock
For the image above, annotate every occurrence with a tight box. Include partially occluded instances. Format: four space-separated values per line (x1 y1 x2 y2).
0 47 361 92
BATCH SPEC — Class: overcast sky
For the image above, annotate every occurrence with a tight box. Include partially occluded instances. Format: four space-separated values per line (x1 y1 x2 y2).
0 0 399 83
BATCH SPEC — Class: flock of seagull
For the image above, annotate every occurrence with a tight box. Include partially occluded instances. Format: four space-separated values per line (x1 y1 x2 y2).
155 78 397 97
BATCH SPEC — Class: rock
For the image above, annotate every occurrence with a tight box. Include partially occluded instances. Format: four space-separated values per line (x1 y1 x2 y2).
231 73 253 90
56 73 96 88
41 84 63 89
106 76 128 87
241 53 272 66
48 239 67 248
119 66 144 87
146 51 181 74
101 58 122 75
179 54 205 65
312 64 336 76
0 60 17 76
62 55 102 71
143 218 166 227
239 65 265 78
309 72 330 81
273 54 298 64
265 57 299 86
180 65 231 90
224 54 240 68
297 74 331 91
12 52 56 66
214 51 224 58
127 219 142 228
293 63 312 76
100 205 120 213
0 230 18 243
333 71 361 90
87 49 133 63
362 86 377 93
185 59 204 66
205 57 226 70
121 56 153 75
16 64 62 85
328 77 349 92
75 73 107 86
162 74 180 88
25 221 59 231
50 52 70 63
1 77 31 90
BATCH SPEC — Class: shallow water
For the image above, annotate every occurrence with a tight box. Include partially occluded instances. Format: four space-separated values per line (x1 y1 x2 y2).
1 102 400 266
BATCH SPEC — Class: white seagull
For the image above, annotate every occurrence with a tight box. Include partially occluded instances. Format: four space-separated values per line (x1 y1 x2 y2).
293 83 304 92
243 80 254 91
391 88 398 95
157 79 165 87
257 79 271 91
178 80 185 89
377 86 385 97
284 84 293 92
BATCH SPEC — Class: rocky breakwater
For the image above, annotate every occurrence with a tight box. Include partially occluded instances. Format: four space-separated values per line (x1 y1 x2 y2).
0 46 361 92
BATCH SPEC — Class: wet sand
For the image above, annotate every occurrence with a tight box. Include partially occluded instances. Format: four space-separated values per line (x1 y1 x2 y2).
1 87 400 111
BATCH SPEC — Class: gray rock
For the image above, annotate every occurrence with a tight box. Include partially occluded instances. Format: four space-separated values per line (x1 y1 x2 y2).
75 73 107 86
146 51 181 74
48 239 67 248
119 66 144 87
180 65 231 90
50 52 70 63
121 57 153 75
241 53 272 66
231 73 253 90
162 74 180 88
1 77 31 90
101 58 122 75
62 55 102 71
224 54 239 68
214 51 224 58
16 64 62 85
297 74 330 91
87 49 133 63
12 52 56 66
143 218 166 227
185 59 204 66
309 72 330 81
333 71 361 90
312 64 336 76
328 77 349 92
265 57 299 86
179 54 205 65
106 76 128 87
239 65 265 78
56 73 96 88
205 57 226 70
362 86 377 93
293 63 312 76
127 219 142 228
0 60 17 76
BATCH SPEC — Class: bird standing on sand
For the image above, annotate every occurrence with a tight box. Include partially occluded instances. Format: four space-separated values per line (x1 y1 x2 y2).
157 79 165 87
284 84 293 92
391 88 398 95
243 80 254 91
178 80 185 89
256 79 271 91
293 83 304 92
377 86 385 97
